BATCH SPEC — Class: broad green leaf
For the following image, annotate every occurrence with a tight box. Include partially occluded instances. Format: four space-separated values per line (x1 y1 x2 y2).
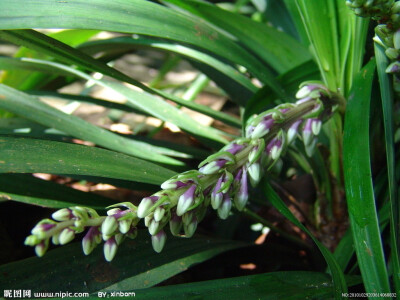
343 60 391 293
0 0 281 92
0 174 115 210
138 272 361 299
0 232 247 292
262 181 347 299
163 0 311 74
375 43 400 293
0 83 185 165
0 136 176 185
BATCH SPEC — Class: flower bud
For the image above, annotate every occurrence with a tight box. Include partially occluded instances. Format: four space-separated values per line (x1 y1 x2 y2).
101 216 118 236
137 196 158 218
153 207 166 222
211 176 224 209
248 163 261 187
183 217 198 238
177 185 196 216
199 160 226 175
118 218 132 234
302 119 314 146
126 227 138 239
104 237 118 262
161 179 187 190
82 227 101 255
287 120 302 144
386 61 400 73
59 228 75 245
148 219 160 236
152 230 167 253
24 235 41 246
35 239 49 257
250 118 274 139
169 213 183 236
311 119 322 135
217 194 232 220
52 208 72 221
234 168 248 211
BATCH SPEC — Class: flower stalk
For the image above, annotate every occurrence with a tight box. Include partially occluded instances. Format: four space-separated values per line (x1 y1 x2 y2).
25 83 339 261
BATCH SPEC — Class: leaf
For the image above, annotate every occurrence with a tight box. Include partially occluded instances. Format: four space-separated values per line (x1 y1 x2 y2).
374 43 400 293
261 181 347 299
0 83 184 165
343 60 391 293
0 174 116 210
295 0 341 90
0 29 99 91
0 136 176 185
163 0 311 75
0 232 247 292
0 52 228 145
0 0 280 91
137 272 361 299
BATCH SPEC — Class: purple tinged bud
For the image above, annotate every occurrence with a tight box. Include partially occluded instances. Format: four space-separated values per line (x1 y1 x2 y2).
169 213 183 236
161 179 188 190
386 61 400 73
101 216 118 236
104 237 118 262
295 96 312 105
251 118 274 139
199 160 226 175
234 168 248 211
137 196 159 218
267 136 284 160
59 228 75 245
52 208 72 221
211 176 224 209
225 143 245 155
184 217 198 238
152 230 167 253
287 120 302 144
31 222 56 239
217 194 232 220
245 125 255 138
302 119 313 146
82 227 100 255
296 85 313 99
35 239 49 257
177 185 196 216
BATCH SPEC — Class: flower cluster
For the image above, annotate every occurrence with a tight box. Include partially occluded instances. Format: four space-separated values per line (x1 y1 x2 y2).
346 0 395 19
348 1 400 77
24 83 338 262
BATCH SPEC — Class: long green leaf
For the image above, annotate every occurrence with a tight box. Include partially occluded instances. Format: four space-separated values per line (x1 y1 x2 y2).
0 233 246 292
163 0 311 75
0 174 116 209
262 181 347 299
0 83 187 165
138 272 361 299
0 136 176 185
0 31 228 144
374 42 400 293
0 0 281 92
343 60 391 293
